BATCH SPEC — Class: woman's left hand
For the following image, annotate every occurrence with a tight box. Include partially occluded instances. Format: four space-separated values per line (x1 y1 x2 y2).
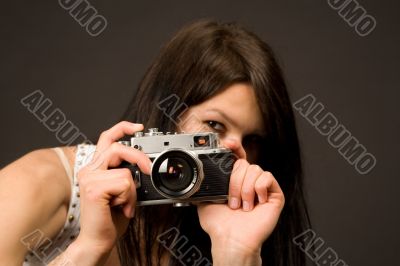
197 158 285 265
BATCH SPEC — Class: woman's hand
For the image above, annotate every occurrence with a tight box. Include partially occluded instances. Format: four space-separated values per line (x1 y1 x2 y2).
73 121 152 264
197 157 285 266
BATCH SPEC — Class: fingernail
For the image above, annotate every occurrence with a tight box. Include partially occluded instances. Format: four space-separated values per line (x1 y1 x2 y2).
243 201 251 211
229 197 239 209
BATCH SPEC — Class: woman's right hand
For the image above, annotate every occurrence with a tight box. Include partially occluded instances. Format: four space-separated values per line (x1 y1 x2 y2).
73 121 152 263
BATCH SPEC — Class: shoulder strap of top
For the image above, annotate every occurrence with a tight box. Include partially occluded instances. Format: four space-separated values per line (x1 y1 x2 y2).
24 144 98 266
52 147 73 184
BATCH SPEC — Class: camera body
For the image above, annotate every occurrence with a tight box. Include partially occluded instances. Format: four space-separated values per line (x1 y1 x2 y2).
119 128 234 206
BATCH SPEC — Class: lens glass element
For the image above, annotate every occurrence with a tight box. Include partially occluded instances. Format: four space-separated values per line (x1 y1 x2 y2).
152 150 200 198
158 158 193 192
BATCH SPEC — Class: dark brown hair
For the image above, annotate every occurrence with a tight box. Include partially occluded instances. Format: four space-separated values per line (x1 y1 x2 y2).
118 19 311 266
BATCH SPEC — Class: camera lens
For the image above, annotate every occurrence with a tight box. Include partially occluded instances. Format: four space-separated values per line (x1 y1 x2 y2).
158 158 193 191
151 150 203 198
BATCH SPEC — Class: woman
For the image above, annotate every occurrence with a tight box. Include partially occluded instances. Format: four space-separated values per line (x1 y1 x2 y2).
0 19 311 265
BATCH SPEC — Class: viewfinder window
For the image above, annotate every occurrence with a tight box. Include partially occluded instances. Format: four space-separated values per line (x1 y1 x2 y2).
194 135 210 147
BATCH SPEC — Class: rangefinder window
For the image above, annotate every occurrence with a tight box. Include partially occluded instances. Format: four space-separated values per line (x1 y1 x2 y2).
194 135 210 147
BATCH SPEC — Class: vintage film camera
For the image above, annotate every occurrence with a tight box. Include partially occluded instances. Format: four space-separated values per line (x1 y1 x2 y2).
119 128 234 207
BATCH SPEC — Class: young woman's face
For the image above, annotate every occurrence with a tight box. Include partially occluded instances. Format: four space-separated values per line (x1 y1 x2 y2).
178 83 265 164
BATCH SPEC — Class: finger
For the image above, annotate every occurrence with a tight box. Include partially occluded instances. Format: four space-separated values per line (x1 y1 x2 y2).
106 142 152 174
108 170 138 218
265 173 285 207
254 172 272 204
241 164 263 211
89 142 152 174
110 178 137 218
80 168 136 218
103 178 134 219
228 159 248 209
96 121 144 154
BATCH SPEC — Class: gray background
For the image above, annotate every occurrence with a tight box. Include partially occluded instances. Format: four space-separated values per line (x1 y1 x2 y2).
1 1 398 265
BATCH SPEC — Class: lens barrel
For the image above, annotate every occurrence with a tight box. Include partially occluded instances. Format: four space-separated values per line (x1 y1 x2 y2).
151 149 203 198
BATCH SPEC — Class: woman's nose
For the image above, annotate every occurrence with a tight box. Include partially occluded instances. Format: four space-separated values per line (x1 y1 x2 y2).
220 137 247 160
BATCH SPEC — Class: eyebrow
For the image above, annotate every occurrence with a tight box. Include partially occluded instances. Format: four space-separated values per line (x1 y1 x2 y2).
206 108 266 136
207 107 265 137
206 108 239 128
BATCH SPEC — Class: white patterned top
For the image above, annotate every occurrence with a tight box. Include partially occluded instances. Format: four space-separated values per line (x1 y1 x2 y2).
23 144 96 265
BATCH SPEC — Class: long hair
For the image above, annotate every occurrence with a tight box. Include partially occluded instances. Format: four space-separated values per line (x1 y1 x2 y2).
117 19 311 266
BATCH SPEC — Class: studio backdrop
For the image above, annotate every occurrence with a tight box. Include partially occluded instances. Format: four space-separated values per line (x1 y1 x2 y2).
1 1 398 265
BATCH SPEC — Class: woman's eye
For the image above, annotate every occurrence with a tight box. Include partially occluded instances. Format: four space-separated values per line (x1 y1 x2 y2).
205 121 226 132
